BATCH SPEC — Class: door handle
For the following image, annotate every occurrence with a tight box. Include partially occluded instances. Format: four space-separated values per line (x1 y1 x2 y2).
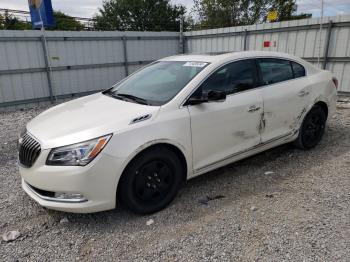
248 105 261 112
298 90 309 97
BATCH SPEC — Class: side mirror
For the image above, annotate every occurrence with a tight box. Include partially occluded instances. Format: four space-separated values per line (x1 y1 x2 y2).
185 90 226 105
207 90 226 102
186 90 226 106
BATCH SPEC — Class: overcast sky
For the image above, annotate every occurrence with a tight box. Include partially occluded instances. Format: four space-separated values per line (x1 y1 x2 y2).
1 0 349 18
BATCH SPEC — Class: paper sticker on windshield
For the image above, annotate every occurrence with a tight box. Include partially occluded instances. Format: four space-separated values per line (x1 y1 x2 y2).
183 62 208 68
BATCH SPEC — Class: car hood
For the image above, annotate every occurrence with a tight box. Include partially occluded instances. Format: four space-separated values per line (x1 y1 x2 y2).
27 93 160 149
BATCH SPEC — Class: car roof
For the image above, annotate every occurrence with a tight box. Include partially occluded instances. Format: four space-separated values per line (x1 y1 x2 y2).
160 51 305 64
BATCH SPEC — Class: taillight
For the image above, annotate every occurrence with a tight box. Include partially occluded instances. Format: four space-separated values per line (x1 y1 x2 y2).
332 77 338 89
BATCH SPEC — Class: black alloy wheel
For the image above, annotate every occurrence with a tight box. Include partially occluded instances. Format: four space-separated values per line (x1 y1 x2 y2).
294 105 327 149
118 146 183 214
134 160 174 204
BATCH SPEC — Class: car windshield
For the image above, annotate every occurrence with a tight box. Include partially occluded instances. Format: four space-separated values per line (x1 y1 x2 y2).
104 61 208 106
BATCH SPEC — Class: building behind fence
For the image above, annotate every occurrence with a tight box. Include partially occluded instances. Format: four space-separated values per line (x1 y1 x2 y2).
0 15 349 110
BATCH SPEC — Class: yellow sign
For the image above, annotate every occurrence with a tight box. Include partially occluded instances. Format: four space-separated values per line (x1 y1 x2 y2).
267 10 278 22
28 0 42 9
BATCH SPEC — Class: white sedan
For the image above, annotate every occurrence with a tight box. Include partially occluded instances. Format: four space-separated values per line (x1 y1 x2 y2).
19 51 338 214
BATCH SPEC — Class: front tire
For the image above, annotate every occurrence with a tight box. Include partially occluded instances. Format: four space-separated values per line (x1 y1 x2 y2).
118 146 183 214
294 105 327 149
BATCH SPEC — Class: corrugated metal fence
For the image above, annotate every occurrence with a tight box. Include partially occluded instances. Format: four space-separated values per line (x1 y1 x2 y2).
0 15 350 110
184 15 350 94
0 30 179 109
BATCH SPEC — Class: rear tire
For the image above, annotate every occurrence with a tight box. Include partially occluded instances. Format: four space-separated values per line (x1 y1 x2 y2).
293 105 326 150
118 146 183 214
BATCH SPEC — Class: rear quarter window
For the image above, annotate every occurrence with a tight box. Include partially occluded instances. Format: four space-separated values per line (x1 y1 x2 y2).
291 62 306 78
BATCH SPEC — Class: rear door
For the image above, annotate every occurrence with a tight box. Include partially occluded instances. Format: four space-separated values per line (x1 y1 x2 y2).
257 58 311 142
187 59 263 172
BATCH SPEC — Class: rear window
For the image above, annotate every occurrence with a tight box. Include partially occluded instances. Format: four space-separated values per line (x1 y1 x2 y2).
292 62 306 78
258 58 294 85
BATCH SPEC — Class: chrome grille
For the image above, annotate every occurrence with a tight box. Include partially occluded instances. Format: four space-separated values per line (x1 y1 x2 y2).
19 134 41 168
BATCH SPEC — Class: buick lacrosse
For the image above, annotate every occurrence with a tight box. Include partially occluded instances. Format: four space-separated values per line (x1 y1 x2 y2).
19 51 337 214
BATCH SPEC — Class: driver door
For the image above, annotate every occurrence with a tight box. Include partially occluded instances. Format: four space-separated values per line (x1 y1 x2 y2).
187 59 263 173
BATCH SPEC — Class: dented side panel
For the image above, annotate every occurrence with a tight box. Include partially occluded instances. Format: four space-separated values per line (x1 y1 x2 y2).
308 70 338 118
189 89 263 172
260 77 312 142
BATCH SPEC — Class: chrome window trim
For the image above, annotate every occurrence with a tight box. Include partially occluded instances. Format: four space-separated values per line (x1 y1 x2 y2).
256 57 306 86
180 56 309 108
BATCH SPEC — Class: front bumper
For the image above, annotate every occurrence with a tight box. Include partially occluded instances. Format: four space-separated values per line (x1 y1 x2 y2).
19 150 124 213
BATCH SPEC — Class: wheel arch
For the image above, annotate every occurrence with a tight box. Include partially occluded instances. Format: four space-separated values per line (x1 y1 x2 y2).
314 100 329 120
293 99 328 149
116 140 189 197
296 100 329 131
137 143 188 183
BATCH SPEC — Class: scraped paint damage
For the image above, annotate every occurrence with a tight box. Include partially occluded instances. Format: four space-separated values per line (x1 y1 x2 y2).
289 107 307 130
258 112 266 133
234 131 256 140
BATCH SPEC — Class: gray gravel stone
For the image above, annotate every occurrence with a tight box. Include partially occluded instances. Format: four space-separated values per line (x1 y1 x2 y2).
59 217 69 224
250 206 258 211
146 219 154 226
2 231 21 242
0 103 349 261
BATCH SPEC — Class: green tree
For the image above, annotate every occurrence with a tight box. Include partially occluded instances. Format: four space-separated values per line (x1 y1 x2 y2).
0 11 84 31
192 0 269 29
0 11 31 30
267 0 312 22
94 0 186 31
192 0 312 29
51 11 85 31
0 13 4 29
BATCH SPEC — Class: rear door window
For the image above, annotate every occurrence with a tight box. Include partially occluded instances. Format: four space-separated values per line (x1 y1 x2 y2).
258 58 293 85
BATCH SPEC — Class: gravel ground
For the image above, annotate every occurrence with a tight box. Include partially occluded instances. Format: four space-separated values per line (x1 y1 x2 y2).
0 103 349 261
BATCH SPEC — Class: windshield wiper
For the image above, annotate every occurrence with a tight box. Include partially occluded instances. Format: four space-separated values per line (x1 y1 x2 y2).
103 90 150 105
104 92 127 101
113 93 150 105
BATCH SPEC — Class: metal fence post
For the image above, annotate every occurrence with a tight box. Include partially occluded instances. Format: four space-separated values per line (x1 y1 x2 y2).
122 35 129 76
179 16 185 54
322 20 333 69
40 35 54 103
243 29 248 51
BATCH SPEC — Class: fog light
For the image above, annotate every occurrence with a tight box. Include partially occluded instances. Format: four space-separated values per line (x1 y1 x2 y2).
54 192 87 202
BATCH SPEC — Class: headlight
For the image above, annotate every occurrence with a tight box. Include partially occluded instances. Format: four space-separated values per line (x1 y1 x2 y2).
46 134 112 166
